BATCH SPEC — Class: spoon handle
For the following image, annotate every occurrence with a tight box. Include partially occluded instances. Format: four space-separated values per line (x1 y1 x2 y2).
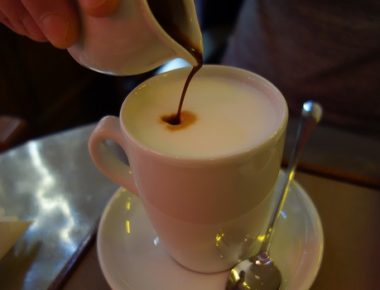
259 101 323 253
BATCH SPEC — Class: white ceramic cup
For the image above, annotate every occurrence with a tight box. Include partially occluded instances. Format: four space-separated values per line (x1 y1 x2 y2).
88 65 288 273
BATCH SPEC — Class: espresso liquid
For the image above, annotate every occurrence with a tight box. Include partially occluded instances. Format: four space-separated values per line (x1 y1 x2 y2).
147 0 203 126
167 52 203 125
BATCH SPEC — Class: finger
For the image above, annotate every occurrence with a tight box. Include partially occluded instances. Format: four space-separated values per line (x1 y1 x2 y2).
21 0 79 48
21 13 47 42
0 0 28 36
0 12 16 32
0 4 46 42
78 0 119 17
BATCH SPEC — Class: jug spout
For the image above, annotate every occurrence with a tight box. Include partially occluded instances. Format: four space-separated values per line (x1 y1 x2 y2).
67 0 203 76
145 0 204 67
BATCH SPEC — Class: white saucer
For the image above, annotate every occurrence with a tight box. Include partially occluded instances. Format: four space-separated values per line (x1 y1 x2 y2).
97 176 324 290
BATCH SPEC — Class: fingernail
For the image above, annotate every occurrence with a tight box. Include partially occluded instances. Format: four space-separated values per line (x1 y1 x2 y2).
41 13 70 48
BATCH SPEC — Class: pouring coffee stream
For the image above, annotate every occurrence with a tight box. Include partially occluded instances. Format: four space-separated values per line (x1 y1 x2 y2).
226 101 323 290
161 50 203 126
147 0 204 125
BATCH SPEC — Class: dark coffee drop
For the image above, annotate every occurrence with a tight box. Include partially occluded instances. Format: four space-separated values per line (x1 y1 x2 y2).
161 111 197 131
162 114 181 126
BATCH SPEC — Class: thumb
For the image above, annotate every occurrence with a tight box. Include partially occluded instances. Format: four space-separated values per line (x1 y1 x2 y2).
78 0 119 17
21 0 79 48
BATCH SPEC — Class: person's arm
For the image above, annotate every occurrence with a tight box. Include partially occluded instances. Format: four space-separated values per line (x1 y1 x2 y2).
0 0 119 48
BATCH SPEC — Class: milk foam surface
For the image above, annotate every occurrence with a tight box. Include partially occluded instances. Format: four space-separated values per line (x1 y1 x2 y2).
122 69 282 158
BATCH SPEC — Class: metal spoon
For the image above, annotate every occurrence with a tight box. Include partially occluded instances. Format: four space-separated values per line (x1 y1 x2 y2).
226 101 323 290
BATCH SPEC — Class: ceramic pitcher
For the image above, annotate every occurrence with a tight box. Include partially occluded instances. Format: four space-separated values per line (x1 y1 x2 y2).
67 0 203 75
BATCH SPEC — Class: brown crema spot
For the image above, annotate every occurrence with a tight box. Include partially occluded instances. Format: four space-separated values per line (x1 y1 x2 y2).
160 111 197 131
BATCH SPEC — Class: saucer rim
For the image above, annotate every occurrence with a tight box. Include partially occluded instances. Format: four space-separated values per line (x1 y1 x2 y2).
97 177 324 290
293 179 324 289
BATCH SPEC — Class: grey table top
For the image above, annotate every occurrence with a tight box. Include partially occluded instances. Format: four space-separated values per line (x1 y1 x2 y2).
0 124 117 290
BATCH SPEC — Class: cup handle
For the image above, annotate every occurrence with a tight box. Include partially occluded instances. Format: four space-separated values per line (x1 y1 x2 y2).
88 116 139 194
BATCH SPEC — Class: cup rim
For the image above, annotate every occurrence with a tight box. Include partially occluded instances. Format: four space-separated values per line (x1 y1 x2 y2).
120 64 288 164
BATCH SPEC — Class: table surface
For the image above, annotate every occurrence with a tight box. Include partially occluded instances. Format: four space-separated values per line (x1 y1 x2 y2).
0 122 379 290
0 125 117 290
63 172 380 290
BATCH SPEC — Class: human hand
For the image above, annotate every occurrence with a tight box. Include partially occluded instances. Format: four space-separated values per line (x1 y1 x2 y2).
0 0 119 49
